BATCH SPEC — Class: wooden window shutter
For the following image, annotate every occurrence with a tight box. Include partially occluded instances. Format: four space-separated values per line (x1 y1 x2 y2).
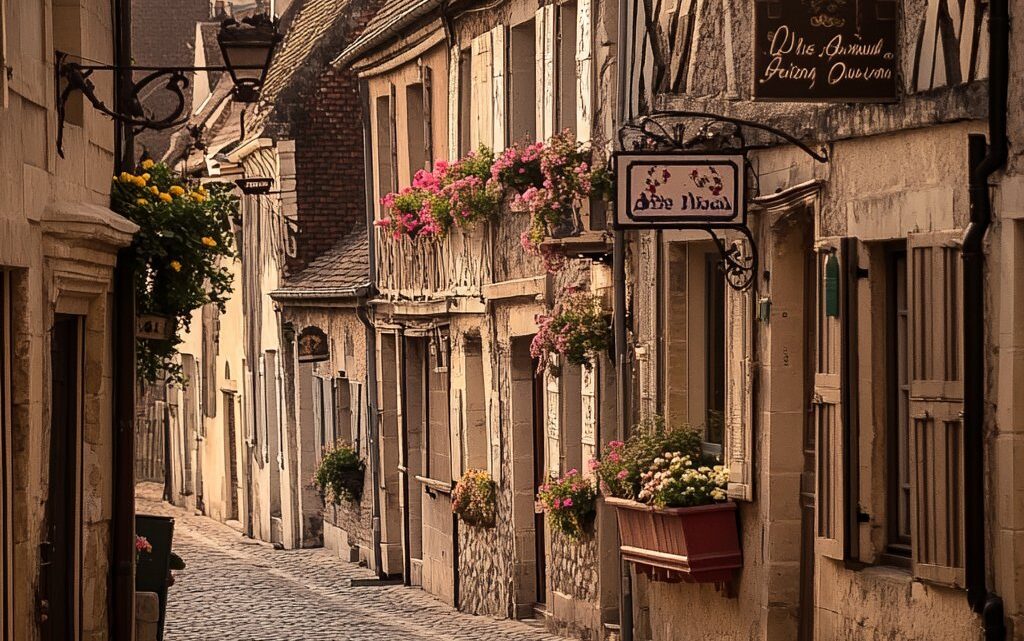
323 376 336 446
490 26 506 152
448 45 460 161
575 0 593 143
388 83 398 192
312 376 324 459
724 255 754 501
813 238 857 560
422 65 434 167
908 230 965 587
470 33 493 150
536 5 555 140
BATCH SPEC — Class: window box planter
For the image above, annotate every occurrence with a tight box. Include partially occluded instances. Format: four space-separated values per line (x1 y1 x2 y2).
605 497 742 583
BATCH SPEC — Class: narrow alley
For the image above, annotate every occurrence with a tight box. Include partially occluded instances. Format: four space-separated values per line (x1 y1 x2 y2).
137 484 562 641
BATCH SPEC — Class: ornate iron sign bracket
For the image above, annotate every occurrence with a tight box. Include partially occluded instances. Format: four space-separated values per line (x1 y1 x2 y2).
615 110 829 291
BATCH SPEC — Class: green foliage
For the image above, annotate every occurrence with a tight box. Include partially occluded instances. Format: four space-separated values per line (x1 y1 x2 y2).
451 469 497 528
592 417 706 500
536 469 597 540
314 443 365 504
110 160 238 383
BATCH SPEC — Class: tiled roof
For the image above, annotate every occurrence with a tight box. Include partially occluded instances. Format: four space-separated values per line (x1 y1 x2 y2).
161 74 237 169
333 0 442 67
274 229 370 298
246 0 356 135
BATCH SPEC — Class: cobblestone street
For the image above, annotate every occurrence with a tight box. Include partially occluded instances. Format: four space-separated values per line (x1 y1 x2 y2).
136 485 563 641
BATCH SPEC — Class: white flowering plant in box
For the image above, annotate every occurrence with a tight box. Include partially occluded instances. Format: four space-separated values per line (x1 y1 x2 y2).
637 452 730 509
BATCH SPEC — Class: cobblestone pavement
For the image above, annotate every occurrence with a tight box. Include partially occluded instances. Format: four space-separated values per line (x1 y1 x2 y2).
136 484 564 641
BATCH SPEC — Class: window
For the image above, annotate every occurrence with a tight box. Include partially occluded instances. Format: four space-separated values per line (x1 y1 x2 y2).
509 20 537 143
405 83 427 180
458 48 472 157
885 246 911 557
663 241 725 452
375 94 394 208
556 1 578 137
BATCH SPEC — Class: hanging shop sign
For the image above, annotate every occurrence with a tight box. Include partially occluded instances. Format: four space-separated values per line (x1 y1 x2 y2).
136 314 173 341
297 326 330 363
753 0 898 102
614 153 746 229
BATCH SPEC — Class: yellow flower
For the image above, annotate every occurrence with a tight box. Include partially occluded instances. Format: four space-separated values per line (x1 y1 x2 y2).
197 186 208 195
133 176 146 187
142 173 151 181
201 236 217 248
170 260 182 272
141 159 155 170
150 186 160 195
119 172 133 183
191 193 206 203
136 198 148 206
169 185 185 196
159 193 173 203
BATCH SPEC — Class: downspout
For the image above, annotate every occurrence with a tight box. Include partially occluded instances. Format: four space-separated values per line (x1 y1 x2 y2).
614 0 634 639
963 0 1008 638
111 0 136 636
359 77 385 579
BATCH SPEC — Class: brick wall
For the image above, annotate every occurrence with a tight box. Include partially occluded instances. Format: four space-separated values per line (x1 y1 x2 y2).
289 63 368 275
131 0 211 159
267 0 384 276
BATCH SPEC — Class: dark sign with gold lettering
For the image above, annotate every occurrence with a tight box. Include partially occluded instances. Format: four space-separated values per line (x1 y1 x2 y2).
297 326 329 363
754 0 898 101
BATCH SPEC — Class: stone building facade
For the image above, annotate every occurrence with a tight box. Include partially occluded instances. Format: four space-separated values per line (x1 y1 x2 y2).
614 1 1024 641
0 1 138 640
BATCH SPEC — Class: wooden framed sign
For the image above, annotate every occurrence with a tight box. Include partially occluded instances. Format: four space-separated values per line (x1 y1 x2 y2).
297 326 329 363
753 0 898 102
614 153 746 229
136 314 172 341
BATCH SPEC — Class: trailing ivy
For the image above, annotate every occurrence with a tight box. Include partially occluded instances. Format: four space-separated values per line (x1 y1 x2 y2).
110 160 238 383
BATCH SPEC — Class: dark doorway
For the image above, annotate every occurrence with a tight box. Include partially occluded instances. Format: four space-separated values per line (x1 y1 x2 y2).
532 358 547 605
44 314 82 641
225 392 239 521
798 224 817 641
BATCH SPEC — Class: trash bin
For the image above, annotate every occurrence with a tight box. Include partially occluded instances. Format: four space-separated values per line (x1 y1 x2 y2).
135 514 174 641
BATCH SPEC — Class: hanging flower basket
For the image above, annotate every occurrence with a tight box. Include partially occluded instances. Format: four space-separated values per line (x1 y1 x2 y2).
606 497 741 583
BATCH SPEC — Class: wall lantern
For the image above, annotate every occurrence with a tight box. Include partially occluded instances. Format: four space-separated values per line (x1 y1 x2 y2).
55 14 282 157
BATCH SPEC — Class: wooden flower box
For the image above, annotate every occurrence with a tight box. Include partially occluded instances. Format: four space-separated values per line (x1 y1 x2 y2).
605 497 742 583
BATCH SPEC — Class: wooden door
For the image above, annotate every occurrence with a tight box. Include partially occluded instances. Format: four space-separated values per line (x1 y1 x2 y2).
43 314 82 641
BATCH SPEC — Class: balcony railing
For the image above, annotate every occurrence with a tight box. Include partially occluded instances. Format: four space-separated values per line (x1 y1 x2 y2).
374 225 493 301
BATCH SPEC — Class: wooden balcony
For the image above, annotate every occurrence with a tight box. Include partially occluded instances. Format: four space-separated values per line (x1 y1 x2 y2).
374 225 493 302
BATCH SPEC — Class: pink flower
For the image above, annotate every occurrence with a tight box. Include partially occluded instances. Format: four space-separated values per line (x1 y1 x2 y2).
553 498 562 509
588 458 599 471
562 497 573 508
607 452 621 463
616 470 628 480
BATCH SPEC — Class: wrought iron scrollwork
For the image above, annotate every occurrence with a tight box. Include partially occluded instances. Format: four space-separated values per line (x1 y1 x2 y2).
616 109 829 291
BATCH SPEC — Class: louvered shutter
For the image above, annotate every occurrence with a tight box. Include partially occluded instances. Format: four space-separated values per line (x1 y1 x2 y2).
491 26 506 152
545 367 561 476
323 376 336 447
470 32 493 150
422 65 434 167
448 45 460 161
388 84 399 191
575 0 593 143
724 249 754 501
908 230 965 586
536 5 555 140
814 238 852 560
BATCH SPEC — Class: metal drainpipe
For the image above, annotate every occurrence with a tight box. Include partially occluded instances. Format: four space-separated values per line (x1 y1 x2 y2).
111 0 137 636
963 0 1008 638
359 77 385 579
614 0 635 637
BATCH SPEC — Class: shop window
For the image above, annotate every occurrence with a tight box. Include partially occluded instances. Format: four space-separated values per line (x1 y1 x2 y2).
509 20 537 143
885 246 911 559
405 82 427 180
663 241 725 452
556 1 578 137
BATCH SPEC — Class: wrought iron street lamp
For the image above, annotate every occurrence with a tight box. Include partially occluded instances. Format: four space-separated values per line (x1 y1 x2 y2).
56 14 282 157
